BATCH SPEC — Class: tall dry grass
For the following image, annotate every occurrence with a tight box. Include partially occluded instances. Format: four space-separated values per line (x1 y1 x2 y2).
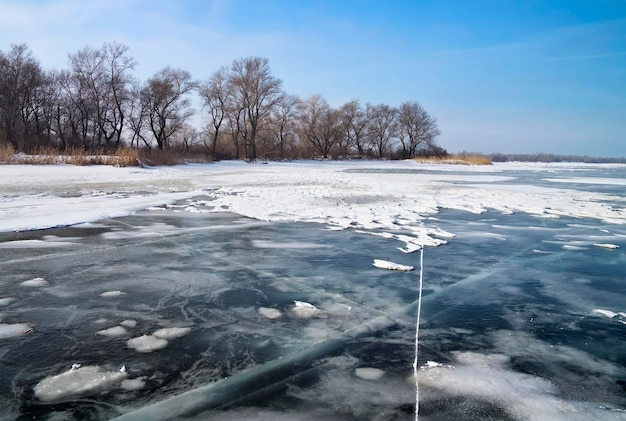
0 146 139 166
414 154 492 165
0 144 15 163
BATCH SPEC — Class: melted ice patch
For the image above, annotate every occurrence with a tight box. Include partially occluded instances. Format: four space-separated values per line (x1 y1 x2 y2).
33 365 127 402
354 367 385 380
419 351 624 420
121 377 146 391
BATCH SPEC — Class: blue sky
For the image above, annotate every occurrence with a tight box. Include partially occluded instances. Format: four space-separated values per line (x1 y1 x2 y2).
1 0 625 157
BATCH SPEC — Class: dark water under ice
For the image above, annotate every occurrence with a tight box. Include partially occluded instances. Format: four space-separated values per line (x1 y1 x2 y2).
1 168 625 420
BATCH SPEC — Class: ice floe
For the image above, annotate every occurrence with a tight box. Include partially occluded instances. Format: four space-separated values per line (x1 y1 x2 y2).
372 259 414 271
33 365 128 402
292 301 324 318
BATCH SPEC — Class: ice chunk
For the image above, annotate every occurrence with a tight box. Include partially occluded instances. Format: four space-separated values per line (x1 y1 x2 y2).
127 335 168 353
33 365 127 402
152 327 191 339
258 307 282 319
101 290 126 297
292 301 323 318
21 277 49 287
592 309 618 319
354 367 385 380
0 323 31 339
372 259 414 271
120 319 137 328
593 243 620 249
97 326 129 337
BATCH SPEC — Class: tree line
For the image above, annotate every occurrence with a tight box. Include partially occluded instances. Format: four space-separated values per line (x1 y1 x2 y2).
0 42 443 161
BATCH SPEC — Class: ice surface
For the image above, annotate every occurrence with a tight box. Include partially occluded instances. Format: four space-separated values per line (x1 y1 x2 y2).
1 161 624 250
1 161 625 419
33 365 128 402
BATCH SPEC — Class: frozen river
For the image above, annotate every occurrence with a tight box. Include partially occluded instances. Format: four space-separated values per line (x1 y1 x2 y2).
0 160 625 420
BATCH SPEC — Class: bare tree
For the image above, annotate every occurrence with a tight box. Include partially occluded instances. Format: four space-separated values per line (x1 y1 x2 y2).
140 67 197 150
0 43 45 151
339 99 369 157
366 103 397 159
270 93 300 159
396 101 440 158
67 42 135 150
198 66 231 159
228 57 282 161
298 94 343 159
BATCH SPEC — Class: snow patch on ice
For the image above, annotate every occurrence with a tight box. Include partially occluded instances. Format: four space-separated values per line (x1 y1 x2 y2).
97 326 129 337
120 319 137 328
0 323 31 339
101 290 126 298
127 335 168 353
33 365 127 402
258 307 282 319
21 277 49 287
152 327 191 339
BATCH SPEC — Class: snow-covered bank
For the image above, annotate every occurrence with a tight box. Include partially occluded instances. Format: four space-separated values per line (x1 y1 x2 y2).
1 161 624 250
